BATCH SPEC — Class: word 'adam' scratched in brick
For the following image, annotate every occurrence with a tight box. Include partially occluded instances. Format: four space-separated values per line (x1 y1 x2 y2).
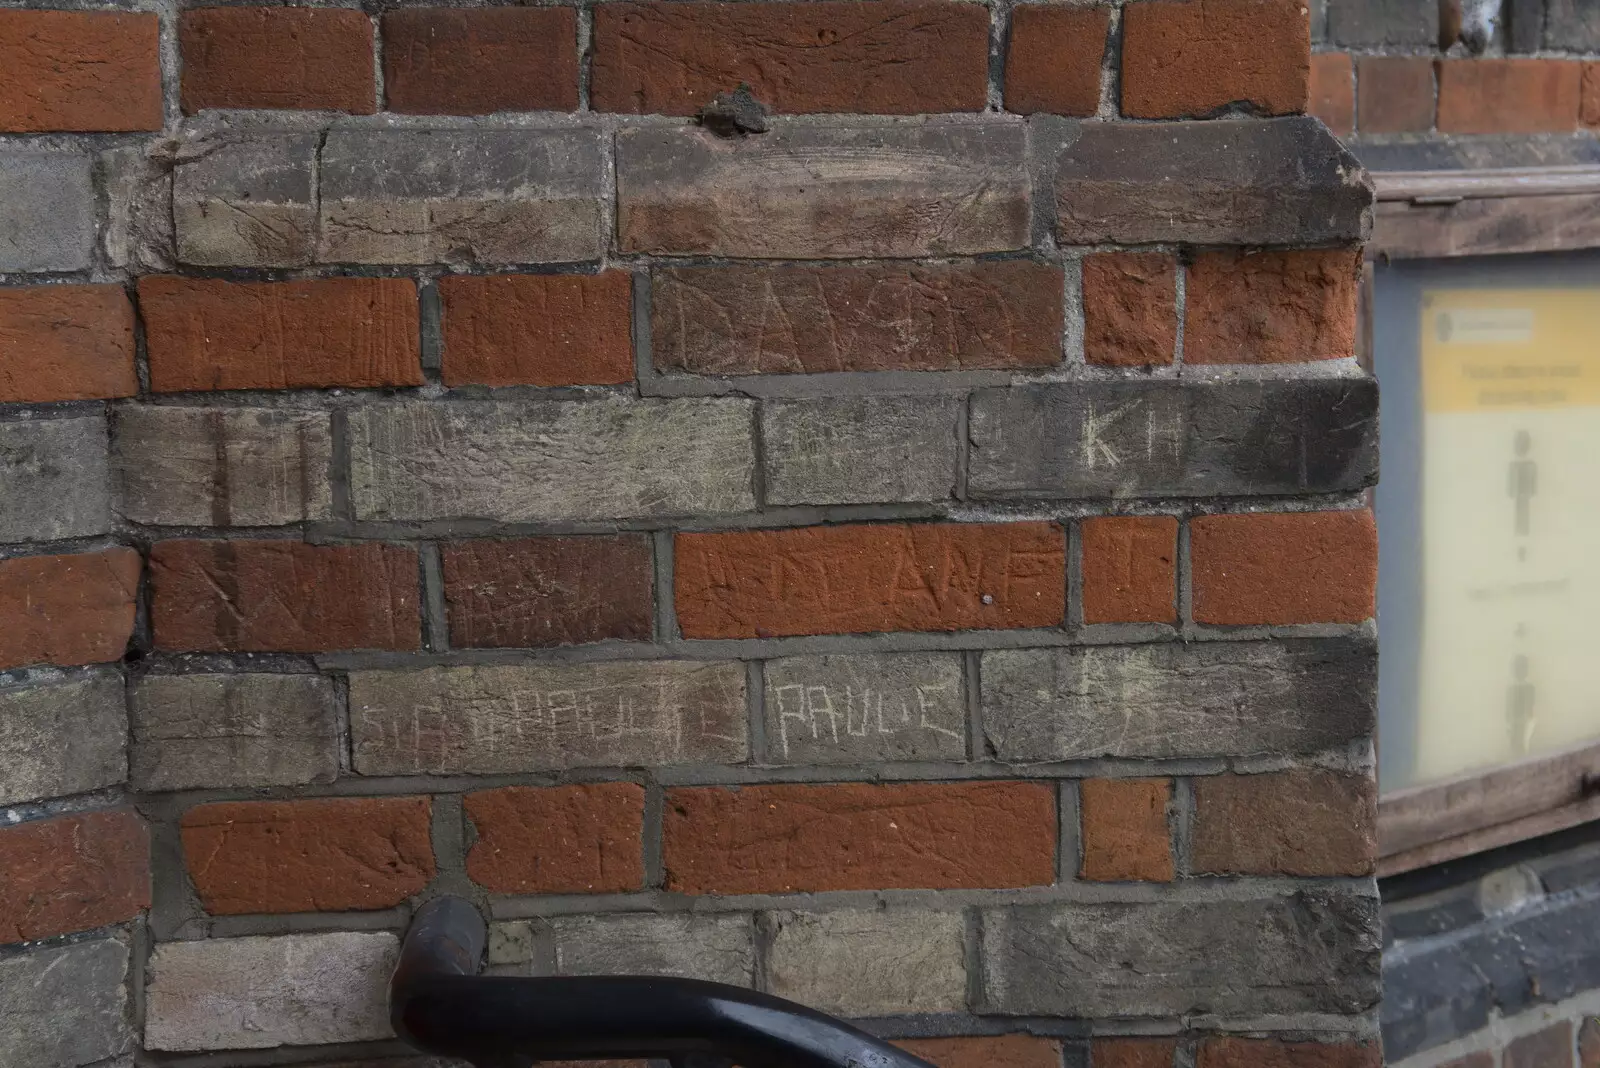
773 681 962 759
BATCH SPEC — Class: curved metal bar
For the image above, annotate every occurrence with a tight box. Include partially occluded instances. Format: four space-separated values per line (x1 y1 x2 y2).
391 896 940 1068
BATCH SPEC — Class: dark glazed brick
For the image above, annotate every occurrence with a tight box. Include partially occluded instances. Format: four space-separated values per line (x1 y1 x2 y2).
1546 0 1600 50
384 8 578 115
1327 0 1438 45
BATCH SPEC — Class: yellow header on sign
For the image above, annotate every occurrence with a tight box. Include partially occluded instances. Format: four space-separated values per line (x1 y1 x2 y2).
1422 289 1600 412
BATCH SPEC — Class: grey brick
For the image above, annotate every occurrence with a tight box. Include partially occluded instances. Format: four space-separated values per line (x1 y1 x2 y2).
762 396 960 506
350 660 747 776
764 652 967 765
1050 118 1372 246
0 672 126 805
1546 0 1600 48
547 913 755 986
174 134 318 268
130 673 338 792
967 378 1379 500
0 938 131 1068
981 638 1376 761
1327 0 1439 45
0 151 94 272
349 398 756 522
980 890 1381 1017
618 125 1029 258
0 417 112 543
318 129 606 265
115 405 333 527
102 144 175 271
769 909 967 1018
144 932 397 1051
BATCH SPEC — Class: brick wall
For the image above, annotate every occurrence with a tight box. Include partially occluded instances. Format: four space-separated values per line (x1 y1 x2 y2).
0 4 1382 1067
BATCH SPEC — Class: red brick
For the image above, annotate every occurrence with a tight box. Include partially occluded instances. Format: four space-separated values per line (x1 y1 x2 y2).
1583 63 1600 129
181 7 376 114
1122 0 1309 119
1507 1023 1574 1068
139 277 421 392
664 781 1056 894
442 536 653 648
1437 1056 1496 1068
898 1036 1064 1068
1081 516 1178 624
1197 1039 1383 1068
1184 248 1360 364
465 784 645 894
1357 56 1435 134
653 261 1063 375
440 272 632 387
1095 1039 1179 1068
1080 778 1173 882
0 549 140 671
1082 252 1178 367
591 0 988 115
1580 1018 1600 1068
1309 52 1354 136
1190 510 1377 626
0 11 161 132
1192 769 1376 876
1437 59 1582 135
674 522 1066 639
384 7 577 114
0 285 137 402
181 797 434 915
1004 6 1110 116
150 540 420 653
0 811 149 944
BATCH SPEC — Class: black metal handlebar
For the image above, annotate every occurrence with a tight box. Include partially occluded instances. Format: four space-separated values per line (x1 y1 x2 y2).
390 896 940 1068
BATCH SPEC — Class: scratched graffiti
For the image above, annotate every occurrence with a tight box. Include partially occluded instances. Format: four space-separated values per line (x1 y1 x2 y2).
764 654 967 763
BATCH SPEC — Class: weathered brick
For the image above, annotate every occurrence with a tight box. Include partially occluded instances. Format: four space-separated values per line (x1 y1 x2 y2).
1309 53 1354 136
1547 0 1600 49
466 783 644 894
1357 56 1435 134
384 8 578 114
440 272 632 387
140 277 422 392
1004 6 1110 116
0 151 94 272
0 810 149 944
676 522 1065 639
443 536 653 648
349 398 755 522
1196 1038 1382 1068
900 1036 1065 1068
150 540 420 653
0 11 160 132
1193 769 1376 876
319 129 606 265
1185 248 1360 364
1082 253 1178 367
1583 63 1600 128
0 673 126 805
0 417 112 543
652 260 1063 375
182 797 433 914
173 134 318 268
350 661 747 775
968 378 1379 499
1190 510 1377 625
1327 0 1437 44
1581 1018 1600 1068
1051 118 1371 246
981 890 1381 1016
664 781 1056 894
115 406 333 528
1122 0 1309 118
180 7 376 113
0 939 130 1067
0 285 137 401
592 1 987 115
547 913 754 985
1507 1030 1574 1068
762 396 960 505
1080 778 1173 882
1437 59 1583 134
763 652 966 764
769 909 966 1017
1095 1038 1179 1068
144 932 397 1051
130 673 338 791
981 638 1376 760
0 549 139 670
1081 516 1177 624
618 125 1029 257
102 142 176 272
